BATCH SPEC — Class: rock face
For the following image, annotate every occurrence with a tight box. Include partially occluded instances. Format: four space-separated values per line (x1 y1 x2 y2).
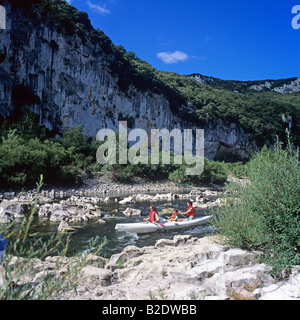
192 74 300 94
205 119 258 161
252 78 300 94
3 235 300 300
0 1 259 161
0 2 180 136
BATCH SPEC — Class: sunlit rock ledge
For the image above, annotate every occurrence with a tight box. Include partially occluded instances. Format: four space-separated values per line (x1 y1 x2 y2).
2 235 300 300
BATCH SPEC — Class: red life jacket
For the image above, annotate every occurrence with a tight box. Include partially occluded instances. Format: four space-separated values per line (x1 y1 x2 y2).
149 211 158 222
187 206 196 218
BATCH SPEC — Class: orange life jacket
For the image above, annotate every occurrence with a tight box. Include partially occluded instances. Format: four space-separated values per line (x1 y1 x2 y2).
171 212 178 220
149 211 158 222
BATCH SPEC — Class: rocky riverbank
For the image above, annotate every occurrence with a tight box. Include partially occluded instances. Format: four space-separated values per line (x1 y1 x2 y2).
0 184 221 225
2 235 300 300
2 180 297 300
0 179 196 201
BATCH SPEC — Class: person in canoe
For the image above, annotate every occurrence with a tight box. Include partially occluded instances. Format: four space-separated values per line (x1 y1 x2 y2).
169 209 179 222
144 205 160 223
179 201 196 221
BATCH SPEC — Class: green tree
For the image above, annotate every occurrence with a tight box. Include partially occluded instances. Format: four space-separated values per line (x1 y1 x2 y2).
0 131 81 187
62 126 85 152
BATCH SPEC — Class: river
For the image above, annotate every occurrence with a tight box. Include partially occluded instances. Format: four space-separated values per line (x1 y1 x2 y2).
10 195 216 259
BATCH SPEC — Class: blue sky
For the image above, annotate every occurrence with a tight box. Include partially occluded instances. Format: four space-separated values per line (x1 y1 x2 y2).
66 0 300 81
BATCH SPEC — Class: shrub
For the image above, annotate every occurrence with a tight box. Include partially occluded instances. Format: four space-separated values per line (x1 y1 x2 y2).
0 131 81 187
108 158 172 183
212 138 300 277
200 158 228 184
223 161 249 178
62 126 85 152
168 158 228 185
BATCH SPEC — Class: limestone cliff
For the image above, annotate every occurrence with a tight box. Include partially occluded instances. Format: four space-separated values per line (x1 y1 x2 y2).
191 74 300 94
0 1 259 161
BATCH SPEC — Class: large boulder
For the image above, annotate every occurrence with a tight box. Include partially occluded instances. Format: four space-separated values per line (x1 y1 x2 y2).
0 201 29 223
122 208 141 217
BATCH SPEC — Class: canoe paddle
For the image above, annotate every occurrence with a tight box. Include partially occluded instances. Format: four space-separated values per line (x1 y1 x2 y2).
178 211 188 218
144 219 167 228
155 222 167 228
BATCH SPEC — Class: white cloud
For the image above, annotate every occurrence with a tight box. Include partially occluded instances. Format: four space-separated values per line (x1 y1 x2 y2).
87 1 110 14
157 51 188 64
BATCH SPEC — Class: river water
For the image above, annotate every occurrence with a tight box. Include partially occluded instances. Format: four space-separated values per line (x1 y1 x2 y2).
20 194 215 259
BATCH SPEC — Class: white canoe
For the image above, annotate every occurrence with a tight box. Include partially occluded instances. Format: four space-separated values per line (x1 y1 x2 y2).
115 215 213 234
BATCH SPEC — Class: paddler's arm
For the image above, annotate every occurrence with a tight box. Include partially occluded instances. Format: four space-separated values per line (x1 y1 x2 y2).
179 207 193 215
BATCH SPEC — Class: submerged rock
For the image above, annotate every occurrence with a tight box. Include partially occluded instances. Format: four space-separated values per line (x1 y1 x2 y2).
58 221 76 233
